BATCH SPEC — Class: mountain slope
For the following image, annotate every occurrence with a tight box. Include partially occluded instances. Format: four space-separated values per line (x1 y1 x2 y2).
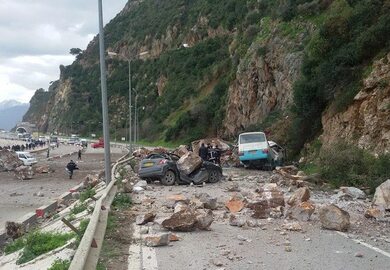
23 0 390 155
0 100 29 131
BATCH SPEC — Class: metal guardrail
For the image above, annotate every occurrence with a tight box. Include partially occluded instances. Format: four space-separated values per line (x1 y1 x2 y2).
69 150 132 270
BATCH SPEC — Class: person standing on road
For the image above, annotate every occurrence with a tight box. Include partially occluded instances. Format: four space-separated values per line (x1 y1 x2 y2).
198 143 208 161
66 160 79 179
78 149 82 160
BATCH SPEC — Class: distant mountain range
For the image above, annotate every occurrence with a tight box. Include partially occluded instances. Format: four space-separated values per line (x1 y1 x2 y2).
0 100 29 131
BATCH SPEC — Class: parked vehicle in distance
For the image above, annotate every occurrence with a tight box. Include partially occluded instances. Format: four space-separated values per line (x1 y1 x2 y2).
139 153 222 185
80 139 88 147
91 138 104 148
15 151 37 166
238 132 280 169
68 137 80 145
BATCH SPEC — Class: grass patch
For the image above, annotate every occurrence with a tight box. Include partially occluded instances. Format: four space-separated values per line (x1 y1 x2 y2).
301 162 320 175
75 219 90 247
106 213 118 234
80 188 96 202
70 202 88 215
5 231 74 265
4 237 25 254
112 193 132 210
48 259 71 270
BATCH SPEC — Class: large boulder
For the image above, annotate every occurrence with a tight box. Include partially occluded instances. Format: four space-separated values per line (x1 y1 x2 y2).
372 179 390 210
0 150 23 171
225 196 245 213
319 204 350 231
287 187 310 206
287 201 316 221
14 166 34 180
195 209 214 230
173 145 189 157
248 184 285 219
176 152 202 175
339 187 366 200
34 165 51 174
161 208 198 232
132 147 151 158
136 212 156 225
194 193 218 210
161 208 213 231
144 233 170 247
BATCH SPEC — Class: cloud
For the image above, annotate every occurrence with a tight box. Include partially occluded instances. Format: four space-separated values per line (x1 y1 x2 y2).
0 0 128 102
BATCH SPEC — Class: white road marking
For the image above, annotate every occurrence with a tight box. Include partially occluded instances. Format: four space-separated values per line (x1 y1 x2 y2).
128 224 159 270
142 245 158 270
336 231 390 258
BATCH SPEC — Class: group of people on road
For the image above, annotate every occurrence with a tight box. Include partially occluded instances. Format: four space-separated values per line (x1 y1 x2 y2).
0 141 45 152
198 143 221 164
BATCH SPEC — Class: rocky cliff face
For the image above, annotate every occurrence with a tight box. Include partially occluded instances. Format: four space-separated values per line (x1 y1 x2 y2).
321 53 390 154
223 20 309 137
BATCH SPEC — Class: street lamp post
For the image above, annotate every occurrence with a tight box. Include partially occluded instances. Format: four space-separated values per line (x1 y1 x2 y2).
133 88 138 147
108 51 148 152
128 59 132 152
97 0 111 185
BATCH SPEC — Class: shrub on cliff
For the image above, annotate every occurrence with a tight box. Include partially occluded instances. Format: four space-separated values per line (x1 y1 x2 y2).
318 142 390 190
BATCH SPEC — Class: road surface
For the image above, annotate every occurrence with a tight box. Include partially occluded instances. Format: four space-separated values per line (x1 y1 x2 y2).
0 144 124 229
126 167 390 270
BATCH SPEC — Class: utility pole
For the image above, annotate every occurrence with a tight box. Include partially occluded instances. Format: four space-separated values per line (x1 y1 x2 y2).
98 0 111 184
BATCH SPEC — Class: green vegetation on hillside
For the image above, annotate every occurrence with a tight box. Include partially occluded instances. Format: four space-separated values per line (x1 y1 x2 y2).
304 141 390 191
25 0 390 159
290 0 390 155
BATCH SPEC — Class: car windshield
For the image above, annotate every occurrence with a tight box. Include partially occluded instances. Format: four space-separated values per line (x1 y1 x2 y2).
240 133 266 144
25 153 33 158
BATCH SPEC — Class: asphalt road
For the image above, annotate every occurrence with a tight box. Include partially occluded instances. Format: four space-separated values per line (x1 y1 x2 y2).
0 144 124 229
128 168 390 270
154 222 390 270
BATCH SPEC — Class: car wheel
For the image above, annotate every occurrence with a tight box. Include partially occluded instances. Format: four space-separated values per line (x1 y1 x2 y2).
208 169 221 183
161 170 176 186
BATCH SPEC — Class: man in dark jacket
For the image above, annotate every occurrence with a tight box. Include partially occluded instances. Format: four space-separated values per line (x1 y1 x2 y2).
66 160 79 179
198 143 208 161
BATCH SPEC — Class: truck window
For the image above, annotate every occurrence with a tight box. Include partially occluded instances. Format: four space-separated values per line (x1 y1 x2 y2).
240 133 266 144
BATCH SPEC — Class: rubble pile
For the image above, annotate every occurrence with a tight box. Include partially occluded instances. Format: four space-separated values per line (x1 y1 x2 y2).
5 221 25 240
82 173 103 189
0 149 23 172
132 147 170 159
127 162 390 254
14 165 34 180
191 138 231 154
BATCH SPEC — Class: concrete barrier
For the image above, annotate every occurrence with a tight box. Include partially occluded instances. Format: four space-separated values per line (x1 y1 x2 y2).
36 201 58 218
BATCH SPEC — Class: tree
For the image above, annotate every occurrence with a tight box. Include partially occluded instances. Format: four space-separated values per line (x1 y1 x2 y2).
69 48 82 55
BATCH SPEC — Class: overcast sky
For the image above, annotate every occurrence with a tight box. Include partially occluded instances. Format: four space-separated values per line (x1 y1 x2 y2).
0 0 128 103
